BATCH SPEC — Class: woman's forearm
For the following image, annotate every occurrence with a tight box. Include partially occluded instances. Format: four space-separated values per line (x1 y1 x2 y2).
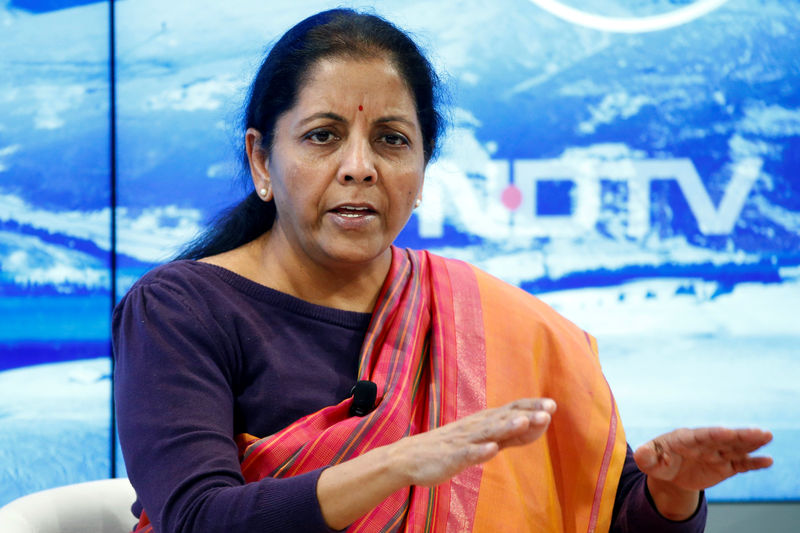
316 444 409 530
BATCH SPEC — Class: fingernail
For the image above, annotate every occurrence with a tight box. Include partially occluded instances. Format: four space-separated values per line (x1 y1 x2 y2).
542 399 556 412
533 412 548 424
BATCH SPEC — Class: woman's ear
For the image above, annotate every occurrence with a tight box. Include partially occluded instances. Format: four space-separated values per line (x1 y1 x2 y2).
246 128 273 201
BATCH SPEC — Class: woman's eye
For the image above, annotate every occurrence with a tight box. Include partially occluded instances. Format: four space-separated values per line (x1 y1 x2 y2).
382 133 409 146
305 129 336 144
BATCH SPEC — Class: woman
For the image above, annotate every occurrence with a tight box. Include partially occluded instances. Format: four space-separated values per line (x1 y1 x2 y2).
113 9 773 533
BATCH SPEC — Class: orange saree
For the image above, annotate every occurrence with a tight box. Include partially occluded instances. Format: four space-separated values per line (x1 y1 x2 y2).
236 247 627 532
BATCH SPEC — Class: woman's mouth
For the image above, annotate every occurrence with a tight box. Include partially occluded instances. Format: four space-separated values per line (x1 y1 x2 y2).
331 205 376 218
327 204 379 230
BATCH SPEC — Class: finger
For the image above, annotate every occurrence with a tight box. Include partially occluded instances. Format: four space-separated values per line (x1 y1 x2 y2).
727 428 773 453
465 399 554 438
728 455 774 474
502 399 556 437
639 427 775 474
651 427 772 458
505 398 557 415
488 411 551 444
695 426 767 448
435 398 558 454
459 412 525 445
537 398 557 414
633 441 658 470
718 443 774 463
518 409 553 429
702 431 774 463
462 441 500 465
497 412 552 449
459 398 551 428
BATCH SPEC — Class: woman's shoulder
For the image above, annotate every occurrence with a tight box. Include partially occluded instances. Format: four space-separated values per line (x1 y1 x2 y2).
115 260 231 317
422 250 587 337
421 250 538 303
126 259 216 294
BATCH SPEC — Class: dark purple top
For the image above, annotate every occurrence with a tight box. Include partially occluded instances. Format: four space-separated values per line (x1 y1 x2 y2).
112 260 706 533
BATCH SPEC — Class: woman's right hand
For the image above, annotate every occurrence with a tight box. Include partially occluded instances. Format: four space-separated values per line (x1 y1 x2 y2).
317 398 556 529
391 397 557 487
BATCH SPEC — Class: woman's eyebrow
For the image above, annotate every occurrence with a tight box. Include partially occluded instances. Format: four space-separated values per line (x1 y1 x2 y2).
298 112 416 128
298 112 347 126
376 116 417 129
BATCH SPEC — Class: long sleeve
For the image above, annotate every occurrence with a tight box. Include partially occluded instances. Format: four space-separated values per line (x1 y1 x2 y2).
611 446 707 533
113 273 339 533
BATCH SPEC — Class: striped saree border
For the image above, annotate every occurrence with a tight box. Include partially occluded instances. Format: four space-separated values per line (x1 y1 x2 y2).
437 255 488 533
587 383 619 533
583 332 627 533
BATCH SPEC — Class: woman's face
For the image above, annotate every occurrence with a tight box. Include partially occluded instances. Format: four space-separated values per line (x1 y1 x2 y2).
252 57 426 272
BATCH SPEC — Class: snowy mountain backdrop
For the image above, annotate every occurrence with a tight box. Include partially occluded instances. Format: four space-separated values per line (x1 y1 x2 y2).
0 0 797 505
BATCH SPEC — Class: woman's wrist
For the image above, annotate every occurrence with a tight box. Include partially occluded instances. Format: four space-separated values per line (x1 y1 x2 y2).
316 442 410 530
645 475 701 521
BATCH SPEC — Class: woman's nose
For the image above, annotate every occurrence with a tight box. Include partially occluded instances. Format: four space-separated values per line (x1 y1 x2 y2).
337 137 377 185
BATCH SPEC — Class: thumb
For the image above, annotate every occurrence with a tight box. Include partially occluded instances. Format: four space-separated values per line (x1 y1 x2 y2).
634 439 679 480
633 442 659 471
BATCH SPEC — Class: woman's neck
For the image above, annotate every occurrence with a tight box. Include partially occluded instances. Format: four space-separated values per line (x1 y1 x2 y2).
200 231 391 313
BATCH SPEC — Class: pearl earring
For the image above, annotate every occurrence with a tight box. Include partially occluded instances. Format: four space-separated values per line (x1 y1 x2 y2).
414 198 421 208
259 188 268 198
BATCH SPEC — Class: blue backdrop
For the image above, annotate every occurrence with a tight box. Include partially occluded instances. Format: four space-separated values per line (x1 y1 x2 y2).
1 0 798 505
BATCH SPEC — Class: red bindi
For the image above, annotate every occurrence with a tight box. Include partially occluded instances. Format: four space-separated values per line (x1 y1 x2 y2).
358 105 363 111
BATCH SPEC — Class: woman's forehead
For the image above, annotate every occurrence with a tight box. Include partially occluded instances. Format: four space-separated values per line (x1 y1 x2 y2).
294 57 418 117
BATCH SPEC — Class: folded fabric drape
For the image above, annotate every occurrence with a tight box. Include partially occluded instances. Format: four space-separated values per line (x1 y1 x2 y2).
234 248 627 532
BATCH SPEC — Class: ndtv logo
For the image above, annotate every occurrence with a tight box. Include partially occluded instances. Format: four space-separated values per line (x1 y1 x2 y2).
418 157 761 239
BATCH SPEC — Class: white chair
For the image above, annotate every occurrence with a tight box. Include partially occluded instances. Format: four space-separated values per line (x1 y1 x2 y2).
0 478 137 533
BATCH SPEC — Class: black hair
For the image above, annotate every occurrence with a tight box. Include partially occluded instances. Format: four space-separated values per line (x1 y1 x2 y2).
175 8 444 261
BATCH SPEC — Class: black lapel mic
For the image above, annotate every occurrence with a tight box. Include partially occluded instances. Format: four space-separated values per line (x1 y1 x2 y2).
349 380 377 417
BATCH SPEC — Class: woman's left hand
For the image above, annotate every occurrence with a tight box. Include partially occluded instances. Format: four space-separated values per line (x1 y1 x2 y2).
634 427 773 520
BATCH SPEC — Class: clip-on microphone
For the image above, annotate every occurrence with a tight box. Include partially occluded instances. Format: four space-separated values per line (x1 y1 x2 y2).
349 380 377 417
